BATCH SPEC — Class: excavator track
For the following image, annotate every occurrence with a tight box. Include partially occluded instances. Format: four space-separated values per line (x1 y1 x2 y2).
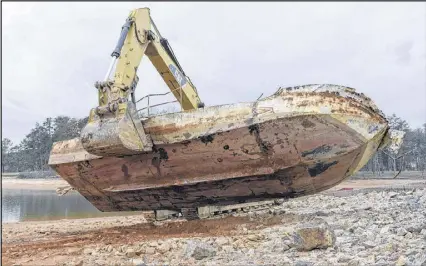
181 208 199 220
147 199 286 222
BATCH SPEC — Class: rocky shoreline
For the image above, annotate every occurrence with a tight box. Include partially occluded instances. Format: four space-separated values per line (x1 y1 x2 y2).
2 181 425 266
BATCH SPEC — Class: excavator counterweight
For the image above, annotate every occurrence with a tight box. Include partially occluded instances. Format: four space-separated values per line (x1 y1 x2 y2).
49 8 404 221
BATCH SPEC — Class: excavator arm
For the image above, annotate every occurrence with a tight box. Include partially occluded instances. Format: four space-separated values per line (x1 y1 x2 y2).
81 8 203 157
102 8 203 110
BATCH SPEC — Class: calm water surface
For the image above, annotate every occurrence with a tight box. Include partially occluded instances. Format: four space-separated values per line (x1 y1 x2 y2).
1 188 136 223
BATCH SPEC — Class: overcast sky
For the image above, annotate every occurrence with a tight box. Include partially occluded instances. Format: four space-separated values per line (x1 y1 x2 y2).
2 2 426 144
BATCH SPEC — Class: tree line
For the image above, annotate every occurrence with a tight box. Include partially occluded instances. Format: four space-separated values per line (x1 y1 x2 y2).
360 114 426 174
1 114 425 174
2 116 88 172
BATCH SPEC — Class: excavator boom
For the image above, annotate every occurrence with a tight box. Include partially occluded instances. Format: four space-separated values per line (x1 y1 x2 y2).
105 8 202 110
81 8 203 157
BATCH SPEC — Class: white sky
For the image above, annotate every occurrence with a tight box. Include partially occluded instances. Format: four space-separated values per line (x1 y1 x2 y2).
2 2 426 144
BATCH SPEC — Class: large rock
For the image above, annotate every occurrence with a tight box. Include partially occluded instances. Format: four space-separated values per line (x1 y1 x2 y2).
292 224 336 251
397 228 408 236
157 242 171 254
185 240 217 260
192 246 217 260
406 224 425 234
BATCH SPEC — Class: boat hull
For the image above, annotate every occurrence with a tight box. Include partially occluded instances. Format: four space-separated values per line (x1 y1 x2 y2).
49 84 389 212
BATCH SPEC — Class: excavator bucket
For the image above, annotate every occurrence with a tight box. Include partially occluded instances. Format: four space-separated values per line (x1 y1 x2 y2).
49 84 403 220
80 102 153 157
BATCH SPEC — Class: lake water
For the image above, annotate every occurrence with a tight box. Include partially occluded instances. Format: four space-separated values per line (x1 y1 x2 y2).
1 188 135 223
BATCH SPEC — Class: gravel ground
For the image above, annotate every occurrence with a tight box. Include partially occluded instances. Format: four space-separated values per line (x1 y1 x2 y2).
2 181 425 266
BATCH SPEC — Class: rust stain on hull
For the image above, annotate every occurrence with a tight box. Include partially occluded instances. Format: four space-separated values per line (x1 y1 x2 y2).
48 84 391 212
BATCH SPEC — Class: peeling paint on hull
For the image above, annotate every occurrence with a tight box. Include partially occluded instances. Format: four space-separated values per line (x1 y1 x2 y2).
48 84 390 212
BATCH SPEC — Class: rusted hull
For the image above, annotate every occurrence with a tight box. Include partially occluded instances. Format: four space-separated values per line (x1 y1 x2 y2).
49 84 390 212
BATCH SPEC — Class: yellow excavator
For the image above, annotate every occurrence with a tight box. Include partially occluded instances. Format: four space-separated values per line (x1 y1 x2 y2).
81 8 204 157
49 7 404 221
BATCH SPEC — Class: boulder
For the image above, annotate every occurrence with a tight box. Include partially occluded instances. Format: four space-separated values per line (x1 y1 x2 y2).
185 240 217 260
292 224 335 251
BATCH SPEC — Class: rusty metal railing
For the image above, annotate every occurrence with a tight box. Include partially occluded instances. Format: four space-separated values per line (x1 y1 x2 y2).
136 87 183 118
